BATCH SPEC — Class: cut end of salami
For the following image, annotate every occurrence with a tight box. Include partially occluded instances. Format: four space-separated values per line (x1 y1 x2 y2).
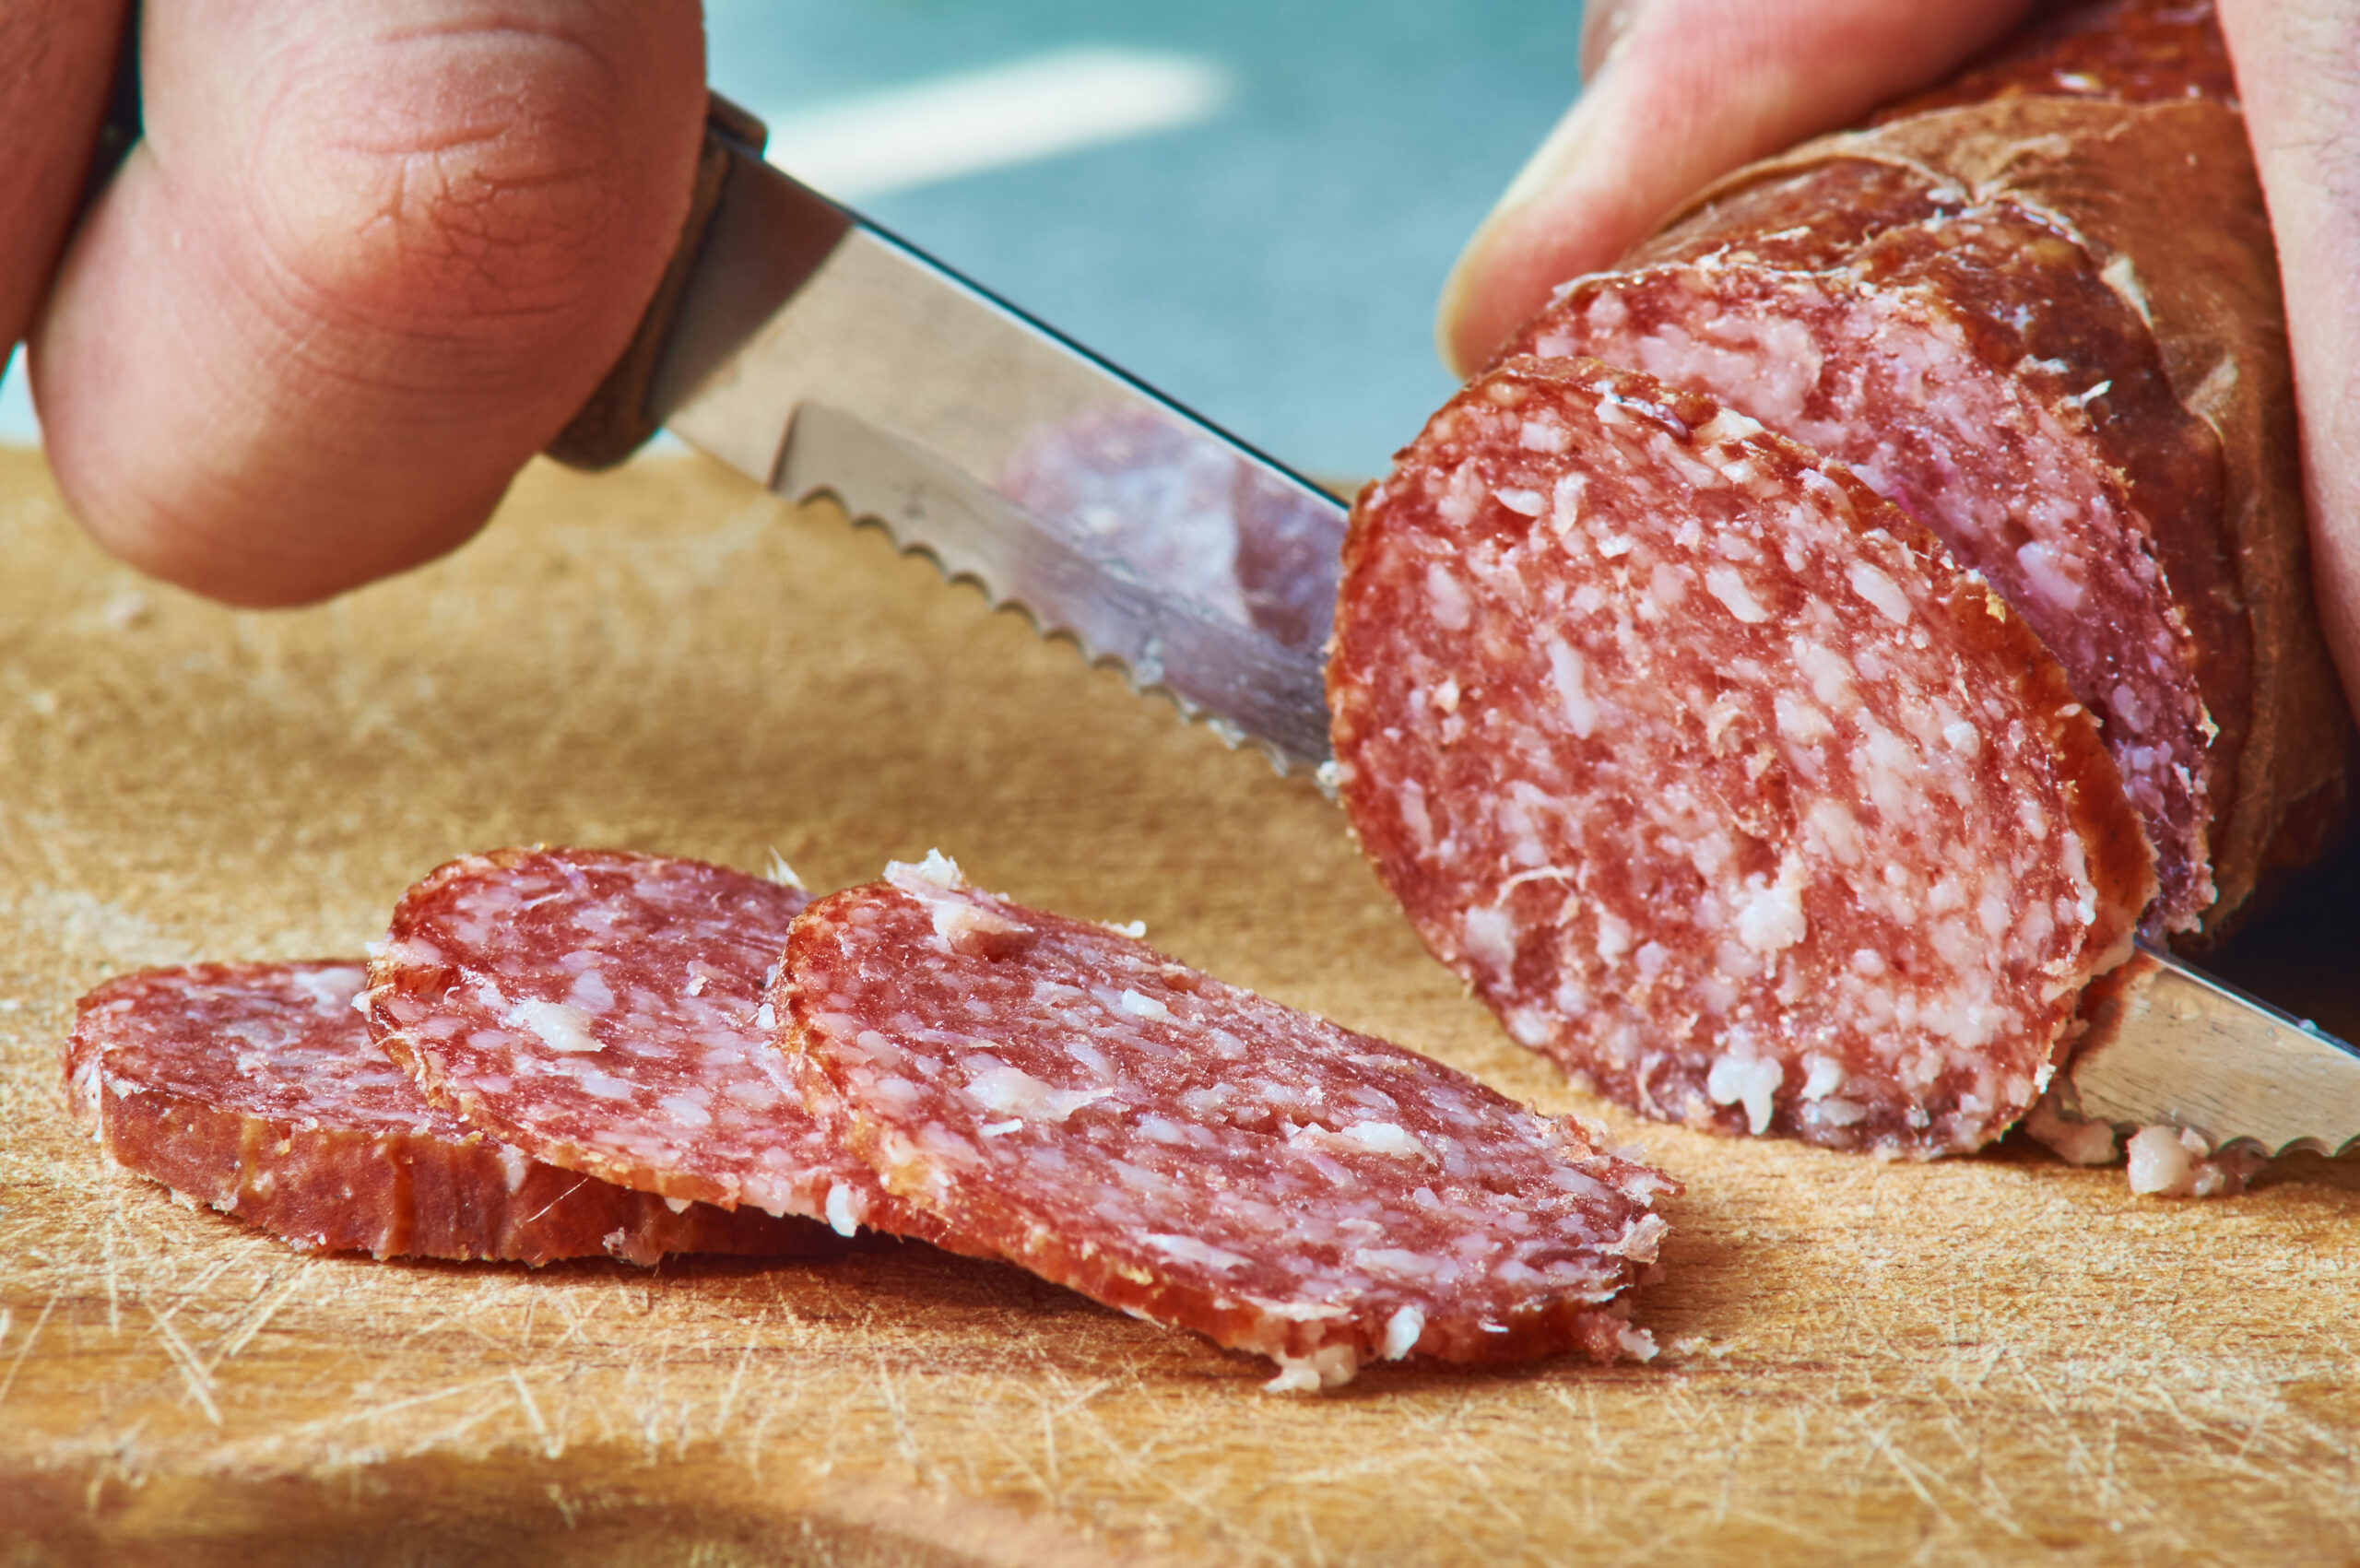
1503 0 2352 943
777 857 1678 1389
1328 359 2154 1156
1518 166 2231 939
365 846 963 1251
66 961 842 1265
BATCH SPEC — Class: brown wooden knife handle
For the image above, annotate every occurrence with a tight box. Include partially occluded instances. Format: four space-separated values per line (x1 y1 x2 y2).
545 94 769 471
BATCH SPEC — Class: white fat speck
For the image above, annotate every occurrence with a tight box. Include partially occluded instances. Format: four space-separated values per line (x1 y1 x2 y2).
1426 563 1471 631
1776 694 1834 744
1847 561 1912 624
754 1002 776 1031
658 1093 713 1129
2024 1097 2118 1165
824 1182 860 1237
1706 1055 1783 1135
965 1064 1115 1123
567 968 616 1012
1696 408 1764 445
931 898 1023 951
1705 566 1772 624
1101 919 1147 939
2015 540 2087 613
1544 636 1599 738
1520 417 1570 454
895 850 966 890
1594 910 1631 963
1432 676 1460 714
1736 855 1809 954
1551 473 1587 536
495 1143 535 1193
1942 718 1983 756
2127 1125 2205 1195
1461 905 1517 973
1117 988 1173 1021
1800 1055 1845 1102
686 973 707 996
504 997 601 1055
980 1118 1024 1137
1338 1121 1429 1160
1144 1232 1251 1272
1382 1305 1426 1361
1264 1343 1360 1394
664 1195 693 1215
1494 486 1546 516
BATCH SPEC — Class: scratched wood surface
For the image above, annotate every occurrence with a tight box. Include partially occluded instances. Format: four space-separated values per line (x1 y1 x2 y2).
3 448 2357 1567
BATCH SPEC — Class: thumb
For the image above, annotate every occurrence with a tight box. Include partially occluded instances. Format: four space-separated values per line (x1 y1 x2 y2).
2219 0 2360 722
31 0 705 607
1435 0 2029 378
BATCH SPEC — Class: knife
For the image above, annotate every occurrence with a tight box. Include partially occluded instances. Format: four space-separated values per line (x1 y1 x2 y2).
550 99 2360 1161
550 98 1344 774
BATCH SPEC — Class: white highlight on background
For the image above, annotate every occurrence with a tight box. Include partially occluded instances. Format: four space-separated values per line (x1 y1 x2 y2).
763 47 1232 201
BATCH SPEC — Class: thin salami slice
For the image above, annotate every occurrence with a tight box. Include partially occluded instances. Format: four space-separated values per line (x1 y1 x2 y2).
777 855 1679 1391
1504 0 2350 938
1328 358 2154 1155
65 961 836 1265
364 847 964 1251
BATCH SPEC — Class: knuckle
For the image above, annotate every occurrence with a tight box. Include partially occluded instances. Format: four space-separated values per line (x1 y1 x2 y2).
248 24 679 344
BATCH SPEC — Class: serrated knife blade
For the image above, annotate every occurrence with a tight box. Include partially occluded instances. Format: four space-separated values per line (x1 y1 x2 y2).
563 99 2357 1161
2055 943 2360 1157
642 102 1343 773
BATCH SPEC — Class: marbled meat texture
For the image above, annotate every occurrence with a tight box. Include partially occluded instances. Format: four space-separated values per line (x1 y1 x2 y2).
1328 359 2154 1156
365 846 962 1249
1504 0 2349 939
66 961 836 1265
776 855 1679 1391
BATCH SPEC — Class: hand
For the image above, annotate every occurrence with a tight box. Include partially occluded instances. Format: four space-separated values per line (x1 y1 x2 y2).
2 1 705 607
1434 0 2360 725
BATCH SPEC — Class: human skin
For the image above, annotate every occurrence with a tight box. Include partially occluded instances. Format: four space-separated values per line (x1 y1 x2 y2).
6 1 705 607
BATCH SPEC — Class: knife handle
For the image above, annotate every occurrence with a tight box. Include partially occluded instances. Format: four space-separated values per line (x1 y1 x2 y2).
545 94 771 471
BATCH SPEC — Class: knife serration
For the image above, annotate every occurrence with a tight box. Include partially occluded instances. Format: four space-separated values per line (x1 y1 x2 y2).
2055 943 2360 1157
653 124 1344 773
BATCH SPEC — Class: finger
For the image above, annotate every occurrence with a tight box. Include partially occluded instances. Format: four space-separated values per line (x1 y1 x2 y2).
31 0 706 607
2219 0 2360 724
0 4 128 351
1436 0 2030 377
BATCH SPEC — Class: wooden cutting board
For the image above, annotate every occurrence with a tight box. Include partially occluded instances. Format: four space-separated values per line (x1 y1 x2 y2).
3 448 2356 1566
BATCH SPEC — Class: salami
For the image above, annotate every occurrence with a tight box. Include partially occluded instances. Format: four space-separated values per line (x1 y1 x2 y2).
65 961 835 1265
775 855 1679 1391
1503 0 2349 940
364 847 967 1251
1328 359 2154 1154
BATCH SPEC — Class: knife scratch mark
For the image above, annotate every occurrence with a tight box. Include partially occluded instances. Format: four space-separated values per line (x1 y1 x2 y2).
210 1262 319 1369
147 1301 222 1426
0 1295 55 1410
509 1367 559 1457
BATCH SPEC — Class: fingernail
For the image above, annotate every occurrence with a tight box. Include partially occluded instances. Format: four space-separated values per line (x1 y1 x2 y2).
1580 0 1645 82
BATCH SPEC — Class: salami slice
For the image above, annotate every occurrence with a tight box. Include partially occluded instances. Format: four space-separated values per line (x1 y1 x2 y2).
776 855 1679 1391
1328 358 2155 1155
1503 0 2350 939
65 961 836 1265
364 847 965 1251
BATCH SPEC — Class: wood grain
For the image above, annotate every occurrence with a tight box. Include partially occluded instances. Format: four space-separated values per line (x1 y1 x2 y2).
3 449 2356 1566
